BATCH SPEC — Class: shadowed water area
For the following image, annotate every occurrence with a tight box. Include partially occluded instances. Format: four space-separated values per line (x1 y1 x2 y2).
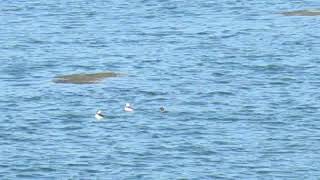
1 0 320 179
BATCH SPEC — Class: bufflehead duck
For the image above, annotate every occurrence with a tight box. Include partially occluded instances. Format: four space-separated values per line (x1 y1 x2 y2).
124 103 134 112
95 110 105 120
160 107 165 113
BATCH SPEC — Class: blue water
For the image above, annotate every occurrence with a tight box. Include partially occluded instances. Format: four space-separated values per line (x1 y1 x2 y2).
1 0 320 179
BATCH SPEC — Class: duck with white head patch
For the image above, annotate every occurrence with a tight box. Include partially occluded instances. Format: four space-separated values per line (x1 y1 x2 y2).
95 110 105 120
124 103 134 112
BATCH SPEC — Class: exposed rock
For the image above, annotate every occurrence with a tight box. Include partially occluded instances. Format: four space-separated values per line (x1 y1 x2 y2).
53 72 123 84
282 9 320 16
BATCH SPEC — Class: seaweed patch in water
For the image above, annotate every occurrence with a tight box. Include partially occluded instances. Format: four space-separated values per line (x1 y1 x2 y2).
53 72 124 84
281 9 320 16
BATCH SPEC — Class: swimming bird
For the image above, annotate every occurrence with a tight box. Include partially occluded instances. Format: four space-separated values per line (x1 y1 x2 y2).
160 107 165 113
95 110 105 120
124 103 134 112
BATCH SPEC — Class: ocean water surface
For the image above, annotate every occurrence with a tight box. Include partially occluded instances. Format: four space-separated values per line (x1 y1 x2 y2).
1 0 320 179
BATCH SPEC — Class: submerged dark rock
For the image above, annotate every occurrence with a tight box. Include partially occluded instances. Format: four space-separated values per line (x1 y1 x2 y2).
282 9 320 16
53 72 123 84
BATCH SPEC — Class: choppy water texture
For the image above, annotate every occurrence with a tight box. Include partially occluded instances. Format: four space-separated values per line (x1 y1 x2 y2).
1 0 320 179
